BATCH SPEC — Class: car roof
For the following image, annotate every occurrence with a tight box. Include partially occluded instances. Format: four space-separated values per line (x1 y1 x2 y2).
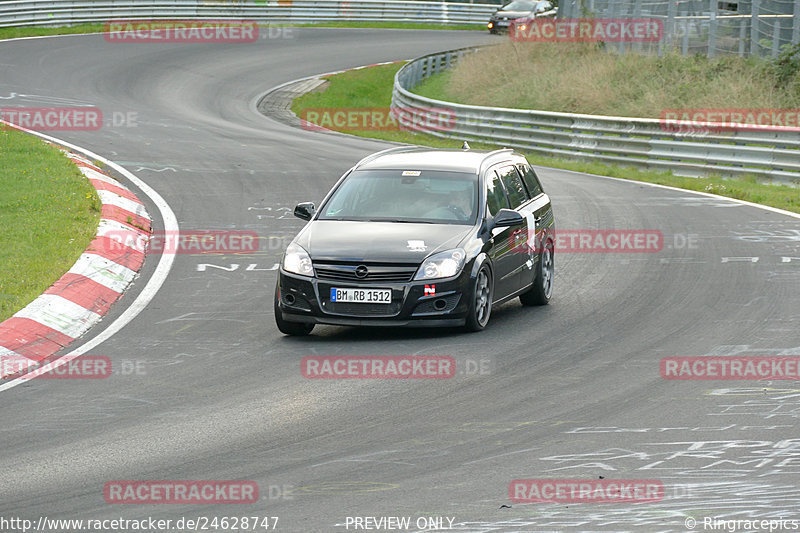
354 146 520 174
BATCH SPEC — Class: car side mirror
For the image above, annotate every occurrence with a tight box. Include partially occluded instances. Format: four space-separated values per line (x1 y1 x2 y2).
294 202 316 221
492 208 524 228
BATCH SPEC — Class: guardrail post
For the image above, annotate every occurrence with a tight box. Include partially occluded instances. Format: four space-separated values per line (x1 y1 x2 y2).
771 18 781 58
738 17 747 57
665 0 677 52
681 10 689 55
556 0 576 19
609 0 624 55
751 0 760 57
632 0 643 54
794 1 800 45
707 0 717 57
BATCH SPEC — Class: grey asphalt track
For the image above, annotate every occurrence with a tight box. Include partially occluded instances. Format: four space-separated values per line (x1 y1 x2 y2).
1 29 799 533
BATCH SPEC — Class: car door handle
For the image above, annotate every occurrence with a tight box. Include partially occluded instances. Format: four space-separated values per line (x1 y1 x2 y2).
534 216 543 223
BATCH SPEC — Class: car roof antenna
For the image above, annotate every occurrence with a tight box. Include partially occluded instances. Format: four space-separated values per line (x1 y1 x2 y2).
462 141 470 150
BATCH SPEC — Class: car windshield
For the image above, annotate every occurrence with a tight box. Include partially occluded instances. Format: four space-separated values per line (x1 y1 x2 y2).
501 0 536 11
318 169 479 224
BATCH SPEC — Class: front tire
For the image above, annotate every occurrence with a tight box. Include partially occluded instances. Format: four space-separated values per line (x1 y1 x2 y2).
465 264 493 332
274 283 314 336
520 238 554 306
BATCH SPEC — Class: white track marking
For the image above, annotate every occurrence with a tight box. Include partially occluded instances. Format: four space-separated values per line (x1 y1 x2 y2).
97 189 147 213
66 253 137 293
96 219 149 253
82 167 121 186
14 295 102 338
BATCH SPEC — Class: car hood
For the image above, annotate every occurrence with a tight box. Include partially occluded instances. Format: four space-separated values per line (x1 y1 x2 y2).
296 221 472 263
493 10 531 18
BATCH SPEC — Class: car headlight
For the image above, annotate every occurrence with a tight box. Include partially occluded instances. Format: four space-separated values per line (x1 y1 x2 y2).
282 243 314 277
414 248 466 281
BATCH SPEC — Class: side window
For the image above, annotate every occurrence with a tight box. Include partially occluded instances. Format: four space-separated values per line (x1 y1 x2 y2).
486 171 510 216
498 166 528 209
517 164 543 198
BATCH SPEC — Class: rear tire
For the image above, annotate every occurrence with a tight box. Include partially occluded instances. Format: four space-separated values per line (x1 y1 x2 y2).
520 238 554 306
465 264 493 332
274 283 314 336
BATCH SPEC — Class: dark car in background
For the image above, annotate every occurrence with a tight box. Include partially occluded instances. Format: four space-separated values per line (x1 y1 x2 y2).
274 146 555 336
488 0 554 33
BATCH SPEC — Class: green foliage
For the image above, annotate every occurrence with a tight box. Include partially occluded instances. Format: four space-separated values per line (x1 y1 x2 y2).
768 42 800 90
416 41 800 117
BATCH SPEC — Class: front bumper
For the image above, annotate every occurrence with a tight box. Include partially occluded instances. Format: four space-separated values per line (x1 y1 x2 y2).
276 268 471 328
488 18 513 31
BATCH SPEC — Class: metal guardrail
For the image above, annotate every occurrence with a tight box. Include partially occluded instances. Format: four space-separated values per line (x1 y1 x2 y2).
392 47 800 182
0 0 498 28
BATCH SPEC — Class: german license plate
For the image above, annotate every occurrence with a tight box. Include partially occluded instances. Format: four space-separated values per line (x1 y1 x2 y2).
330 288 391 303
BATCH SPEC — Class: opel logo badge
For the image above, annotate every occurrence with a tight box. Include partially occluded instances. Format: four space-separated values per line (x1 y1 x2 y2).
355 265 369 278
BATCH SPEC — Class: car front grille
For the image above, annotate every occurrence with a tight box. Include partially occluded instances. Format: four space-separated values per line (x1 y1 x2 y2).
321 301 403 317
314 262 417 283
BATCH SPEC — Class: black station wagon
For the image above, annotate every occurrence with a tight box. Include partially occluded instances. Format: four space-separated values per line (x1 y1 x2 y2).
275 146 555 335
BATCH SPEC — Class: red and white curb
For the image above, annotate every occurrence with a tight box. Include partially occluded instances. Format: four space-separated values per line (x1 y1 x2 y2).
0 145 152 379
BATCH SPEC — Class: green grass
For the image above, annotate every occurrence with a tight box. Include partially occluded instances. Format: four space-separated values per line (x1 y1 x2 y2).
0 22 482 41
292 62 800 214
292 62 436 144
415 41 800 117
0 127 101 322
0 24 106 40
